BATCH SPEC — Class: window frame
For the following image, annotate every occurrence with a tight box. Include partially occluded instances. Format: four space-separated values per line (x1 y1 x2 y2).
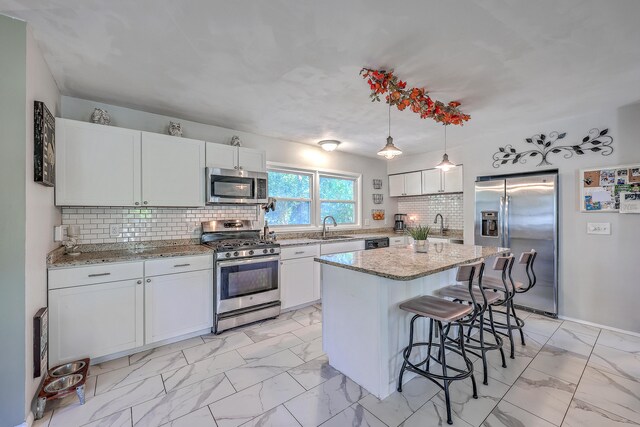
265 168 314 228
266 163 362 231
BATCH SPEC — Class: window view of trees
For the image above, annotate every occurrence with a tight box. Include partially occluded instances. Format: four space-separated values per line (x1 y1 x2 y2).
265 169 358 226
265 171 312 225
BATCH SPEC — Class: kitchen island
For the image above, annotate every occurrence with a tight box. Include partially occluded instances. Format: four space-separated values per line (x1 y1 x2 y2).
315 242 509 399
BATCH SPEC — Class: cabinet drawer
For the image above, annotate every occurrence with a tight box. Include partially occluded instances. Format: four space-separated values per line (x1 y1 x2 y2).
145 254 213 276
281 245 320 260
389 236 406 246
49 261 144 290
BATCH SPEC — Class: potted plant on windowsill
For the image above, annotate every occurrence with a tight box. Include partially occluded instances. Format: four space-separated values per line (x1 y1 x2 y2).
406 225 431 253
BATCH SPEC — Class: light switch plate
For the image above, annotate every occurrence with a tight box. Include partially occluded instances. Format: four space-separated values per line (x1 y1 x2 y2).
587 222 611 235
53 225 67 242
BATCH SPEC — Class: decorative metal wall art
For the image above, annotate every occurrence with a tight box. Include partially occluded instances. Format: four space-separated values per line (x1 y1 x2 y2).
168 121 183 137
492 128 613 168
34 101 55 187
372 179 383 189
230 135 241 147
373 194 384 204
90 108 111 125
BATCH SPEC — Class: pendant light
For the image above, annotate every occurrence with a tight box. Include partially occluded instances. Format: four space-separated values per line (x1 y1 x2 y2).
435 124 455 171
377 99 402 159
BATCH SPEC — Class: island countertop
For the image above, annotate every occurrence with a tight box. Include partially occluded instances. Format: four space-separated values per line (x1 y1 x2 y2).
315 243 509 281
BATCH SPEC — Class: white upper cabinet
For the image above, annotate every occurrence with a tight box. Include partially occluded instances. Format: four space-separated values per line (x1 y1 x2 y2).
404 172 422 195
56 119 141 206
389 172 422 196
421 168 442 194
443 165 464 193
205 142 237 170
206 142 266 172
238 147 266 172
141 132 205 207
421 165 464 194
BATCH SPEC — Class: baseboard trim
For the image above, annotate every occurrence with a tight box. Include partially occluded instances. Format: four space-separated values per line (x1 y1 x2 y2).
558 315 640 338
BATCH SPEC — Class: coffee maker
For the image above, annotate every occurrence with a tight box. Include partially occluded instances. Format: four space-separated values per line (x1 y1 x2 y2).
394 214 407 233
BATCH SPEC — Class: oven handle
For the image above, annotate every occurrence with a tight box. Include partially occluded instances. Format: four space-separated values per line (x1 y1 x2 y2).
216 255 281 267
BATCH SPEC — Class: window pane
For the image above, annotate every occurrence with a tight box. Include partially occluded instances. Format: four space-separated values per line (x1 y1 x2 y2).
320 176 354 201
268 171 311 199
265 200 311 225
320 202 355 224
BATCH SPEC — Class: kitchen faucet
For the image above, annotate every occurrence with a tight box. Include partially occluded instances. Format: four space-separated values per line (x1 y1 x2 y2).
434 213 448 235
322 215 338 238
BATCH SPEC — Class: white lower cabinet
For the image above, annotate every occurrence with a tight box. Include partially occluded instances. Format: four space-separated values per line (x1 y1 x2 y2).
144 269 213 344
281 257 320 310
49 278 144 365
320 240 366 255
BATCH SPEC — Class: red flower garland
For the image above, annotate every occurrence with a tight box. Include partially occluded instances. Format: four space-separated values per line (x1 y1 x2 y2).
360 68 470 126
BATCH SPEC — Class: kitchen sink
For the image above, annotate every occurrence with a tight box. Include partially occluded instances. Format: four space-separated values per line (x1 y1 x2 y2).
312 235 353 241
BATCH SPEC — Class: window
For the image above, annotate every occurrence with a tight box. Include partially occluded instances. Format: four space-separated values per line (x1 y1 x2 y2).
319 175 356 224
265 170 312 225
266 167 360 228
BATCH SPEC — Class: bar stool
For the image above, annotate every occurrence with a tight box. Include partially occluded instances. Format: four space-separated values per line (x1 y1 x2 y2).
480 251 537 355
435 260 507 385
398 264 479 425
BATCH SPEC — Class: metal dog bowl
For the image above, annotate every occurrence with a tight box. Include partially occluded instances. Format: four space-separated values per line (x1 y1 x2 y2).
43 374 83 393
50 361 86 377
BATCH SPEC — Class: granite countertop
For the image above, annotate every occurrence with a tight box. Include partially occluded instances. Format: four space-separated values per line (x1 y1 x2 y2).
48 244 214 269
277 230 463 247
315 243 509 281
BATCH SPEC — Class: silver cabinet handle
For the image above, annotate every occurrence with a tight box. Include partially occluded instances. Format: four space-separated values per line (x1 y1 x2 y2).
173 263 191 267
136 280 142 284
294 251 305 255
143 201 148 205
239 166 243 170
135 202 140 206
88 273 111 277
146 278 151 283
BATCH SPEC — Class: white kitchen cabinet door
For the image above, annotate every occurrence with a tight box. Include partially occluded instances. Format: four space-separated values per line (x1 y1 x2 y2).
313 260 321 301
205 142 238 170
55 119 141 206
443 165 463 193
281 257 316 310
49 279 144 365
141 132 205 207
404 172 422 195
389 236 407 246
144 269 213 344
238 147 266 172
388 174 405 197
421 168 442 194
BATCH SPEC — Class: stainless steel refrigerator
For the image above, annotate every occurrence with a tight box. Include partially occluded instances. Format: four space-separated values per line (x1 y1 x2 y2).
475 170 558 316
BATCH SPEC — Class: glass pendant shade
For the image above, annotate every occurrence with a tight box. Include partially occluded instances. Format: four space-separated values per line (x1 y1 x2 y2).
435 153 455 171
318 139 341 151
377 136 402 159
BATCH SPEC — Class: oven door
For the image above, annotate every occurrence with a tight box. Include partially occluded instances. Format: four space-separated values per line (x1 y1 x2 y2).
216 255 280 314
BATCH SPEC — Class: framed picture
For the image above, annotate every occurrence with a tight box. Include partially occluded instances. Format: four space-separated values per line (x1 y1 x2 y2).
34 100 55 187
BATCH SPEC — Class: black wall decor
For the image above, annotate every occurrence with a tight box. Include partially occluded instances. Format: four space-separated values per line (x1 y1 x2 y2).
492 128 613 168
34 100 55 186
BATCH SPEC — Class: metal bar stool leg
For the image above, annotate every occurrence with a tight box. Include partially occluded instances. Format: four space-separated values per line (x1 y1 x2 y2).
458 320 478 399
511 300 526 345
478 313 489 385
426 318 434 372
488 306 507 368
505 300 515 359
398 315 418 392
438 320 454 425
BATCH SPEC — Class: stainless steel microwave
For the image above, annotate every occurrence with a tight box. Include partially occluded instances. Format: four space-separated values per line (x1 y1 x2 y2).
206 167 268 205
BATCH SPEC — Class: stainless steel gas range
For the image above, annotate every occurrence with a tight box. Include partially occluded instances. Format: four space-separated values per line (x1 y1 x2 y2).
201 220 281 333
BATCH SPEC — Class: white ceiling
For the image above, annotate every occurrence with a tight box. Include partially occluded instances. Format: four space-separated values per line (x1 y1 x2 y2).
3 0 640 156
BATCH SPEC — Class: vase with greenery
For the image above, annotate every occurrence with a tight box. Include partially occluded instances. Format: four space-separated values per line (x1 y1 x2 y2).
406 225 431 253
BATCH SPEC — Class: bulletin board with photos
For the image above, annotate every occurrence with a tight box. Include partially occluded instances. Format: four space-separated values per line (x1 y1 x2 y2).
580 164 640 213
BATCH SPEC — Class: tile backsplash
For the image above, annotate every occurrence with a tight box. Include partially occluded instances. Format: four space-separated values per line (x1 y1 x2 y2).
397 193 464 230
61 206 258 244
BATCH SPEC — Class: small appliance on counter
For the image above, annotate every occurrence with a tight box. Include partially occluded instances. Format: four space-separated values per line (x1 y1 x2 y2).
201 219 281 333
394 213 407 233
364 237 389 250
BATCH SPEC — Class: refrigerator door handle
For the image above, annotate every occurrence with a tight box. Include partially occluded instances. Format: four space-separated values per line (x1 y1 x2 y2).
504 195 510 248
499 195 505 247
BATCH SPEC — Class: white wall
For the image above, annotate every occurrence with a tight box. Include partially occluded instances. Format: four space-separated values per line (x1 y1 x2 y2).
24 25 61 420
61 96 397 229
388 104 640 333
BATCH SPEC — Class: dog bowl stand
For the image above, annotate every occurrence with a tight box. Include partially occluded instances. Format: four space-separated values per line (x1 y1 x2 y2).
35 358 90 420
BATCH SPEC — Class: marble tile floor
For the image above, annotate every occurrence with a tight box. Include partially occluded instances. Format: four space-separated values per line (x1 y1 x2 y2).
34 306 640 427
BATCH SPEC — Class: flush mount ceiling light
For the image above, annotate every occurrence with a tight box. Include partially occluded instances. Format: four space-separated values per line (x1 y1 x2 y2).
318 139 341 152
377 100 402 160
435 125 456 171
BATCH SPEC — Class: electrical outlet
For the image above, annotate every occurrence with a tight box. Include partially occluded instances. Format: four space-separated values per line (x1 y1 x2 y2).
587 222 610 235
364 219 370 226
53 225 67 242
109 224 122 237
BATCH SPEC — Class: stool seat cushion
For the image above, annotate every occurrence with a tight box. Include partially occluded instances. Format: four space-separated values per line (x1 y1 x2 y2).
399 295 473 322
478 276 524 291
435 284 501 305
